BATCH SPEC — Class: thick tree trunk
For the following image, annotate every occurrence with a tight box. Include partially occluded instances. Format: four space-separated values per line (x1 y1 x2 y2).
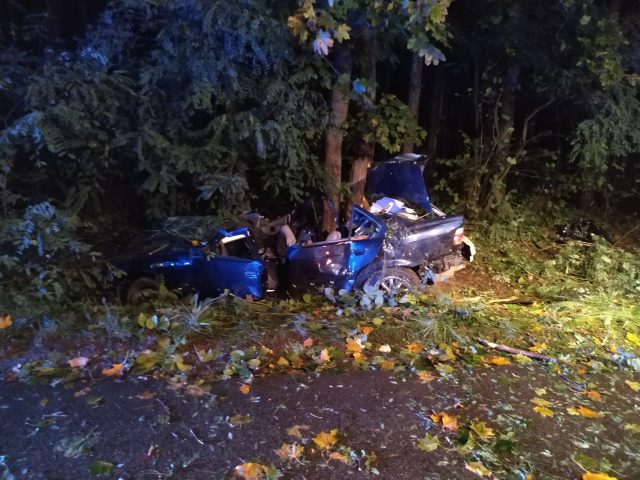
426 67 445 158
322 48 352 233
402 53 423 153
349 29 376 210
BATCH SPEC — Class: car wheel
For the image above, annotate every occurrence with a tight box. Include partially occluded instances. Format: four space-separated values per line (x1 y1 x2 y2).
126 277 160 304
361 267 420 294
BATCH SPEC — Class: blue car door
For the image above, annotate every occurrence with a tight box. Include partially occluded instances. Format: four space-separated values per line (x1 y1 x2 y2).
285 206 386 292
192 229 265 298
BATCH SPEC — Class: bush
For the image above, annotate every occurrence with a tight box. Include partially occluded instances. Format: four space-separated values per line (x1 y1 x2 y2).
0 202 113 316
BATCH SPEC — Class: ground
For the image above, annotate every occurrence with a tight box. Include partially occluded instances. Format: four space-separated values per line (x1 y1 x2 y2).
1 247 640 479
2 363 639 480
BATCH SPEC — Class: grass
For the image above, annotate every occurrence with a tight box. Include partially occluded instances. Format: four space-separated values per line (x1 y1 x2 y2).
2 217 639 386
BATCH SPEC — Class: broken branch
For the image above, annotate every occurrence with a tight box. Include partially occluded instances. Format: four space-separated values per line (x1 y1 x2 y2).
477 338 554 362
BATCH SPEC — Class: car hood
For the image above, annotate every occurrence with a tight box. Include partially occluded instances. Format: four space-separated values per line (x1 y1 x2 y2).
366 154 432 213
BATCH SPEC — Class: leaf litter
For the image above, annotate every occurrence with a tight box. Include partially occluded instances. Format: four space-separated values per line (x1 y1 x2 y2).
2 240 640 478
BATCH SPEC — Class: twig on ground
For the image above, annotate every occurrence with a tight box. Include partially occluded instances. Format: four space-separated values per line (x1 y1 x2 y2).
485 296 534 305
477 338 554 362
189 427 204 445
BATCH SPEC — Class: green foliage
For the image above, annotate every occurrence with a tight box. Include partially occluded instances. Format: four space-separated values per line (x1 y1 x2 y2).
354 94 426 154
0 202 113 314
0 0 329 314
288 0 452 63
4 0 325 217
569 12 640 196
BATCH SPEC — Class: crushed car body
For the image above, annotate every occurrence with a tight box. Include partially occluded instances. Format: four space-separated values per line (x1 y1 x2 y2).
112 153 475 301
111 225 265 301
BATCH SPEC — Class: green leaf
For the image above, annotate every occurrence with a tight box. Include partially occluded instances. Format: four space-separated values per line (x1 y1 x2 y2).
89 460 113 476
135 350 161 372
417 433 440 452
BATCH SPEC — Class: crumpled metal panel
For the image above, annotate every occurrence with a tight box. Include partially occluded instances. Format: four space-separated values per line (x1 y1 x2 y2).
285 206 386 292
381 214 464 267
366 157 432 212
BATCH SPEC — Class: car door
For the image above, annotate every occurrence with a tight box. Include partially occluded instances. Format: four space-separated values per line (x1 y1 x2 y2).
285 206 386 292
285 239 353 291
192 230 265 299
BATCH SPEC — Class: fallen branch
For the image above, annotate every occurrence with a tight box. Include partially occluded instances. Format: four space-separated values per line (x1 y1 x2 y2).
485 296 535 305
477 338 554 362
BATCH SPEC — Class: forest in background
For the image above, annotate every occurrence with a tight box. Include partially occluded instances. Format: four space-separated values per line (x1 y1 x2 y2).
1 0 639 313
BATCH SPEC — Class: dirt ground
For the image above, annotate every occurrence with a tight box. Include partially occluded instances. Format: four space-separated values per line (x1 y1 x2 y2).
1 362 638 479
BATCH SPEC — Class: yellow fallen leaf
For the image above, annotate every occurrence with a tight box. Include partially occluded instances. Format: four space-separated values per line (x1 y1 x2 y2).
378 344 391 353
346 338 362 353
406 342 422 354
302 338 314 348
68 357 89 369
313 429 338 450
0 315 12 329
514 353 533 364
626 332 640 347
74 387 91 397
239 384 251 395
430 411 458 431
582 473 618 480
533 405 554 417
228 414 252 426
276 357 290 367
174 354 192 372
530 397 551 407
319 348 331 363
586 390 603 402
328 451 350 463
623 423 640 433
380 360 395 371
466 461 492 477
137 391 156 400
470 421 495 440
568 406 600 418
438 344 456 362
286 424 309 439
234 462 266 480
101 363 124 376
275 442 304 462
529 342 547 353
483 355 511 366
625 380 640 392
416 433 440 452
416 371 436 383
361 326 373 336
534 388 547 395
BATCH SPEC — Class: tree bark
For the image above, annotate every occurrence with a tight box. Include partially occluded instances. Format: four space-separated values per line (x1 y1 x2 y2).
402 53 423 153
322 47 352 233
349 29 376 210
426 66 445 158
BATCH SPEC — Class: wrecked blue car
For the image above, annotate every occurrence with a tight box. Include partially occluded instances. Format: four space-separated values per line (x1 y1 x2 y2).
113 154 473 301
112 226 265 302
282 154 472 293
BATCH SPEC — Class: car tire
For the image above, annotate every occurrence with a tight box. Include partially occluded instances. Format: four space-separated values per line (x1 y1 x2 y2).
126 277 160 304
360 267 420 294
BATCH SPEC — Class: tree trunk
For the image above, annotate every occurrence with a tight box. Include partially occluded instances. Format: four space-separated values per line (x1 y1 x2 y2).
322 47 352 233
480 61 520 214
402 53 423 153
426 67 445 158
349 29 376 210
